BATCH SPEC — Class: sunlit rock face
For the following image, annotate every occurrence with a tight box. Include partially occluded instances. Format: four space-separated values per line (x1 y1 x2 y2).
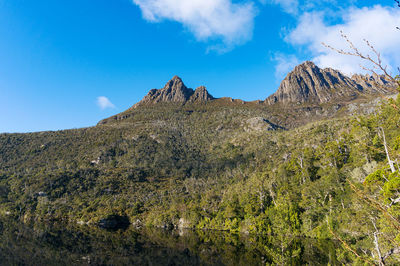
133 76 214 108
265 61 397 105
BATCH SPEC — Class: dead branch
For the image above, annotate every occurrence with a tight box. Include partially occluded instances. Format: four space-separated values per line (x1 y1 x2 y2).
388 196 400 207
371 218 385 265
378 127 396 173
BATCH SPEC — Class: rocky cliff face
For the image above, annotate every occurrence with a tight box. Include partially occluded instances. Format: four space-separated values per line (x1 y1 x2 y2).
133 76 214 108
189 86 214 103
265 61 397 105
351 73 396 94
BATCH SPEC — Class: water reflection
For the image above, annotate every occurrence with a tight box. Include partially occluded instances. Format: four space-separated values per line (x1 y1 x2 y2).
0 218 340 265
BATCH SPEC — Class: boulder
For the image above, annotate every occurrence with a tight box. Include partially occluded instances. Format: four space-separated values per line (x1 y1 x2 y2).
98 215 130 230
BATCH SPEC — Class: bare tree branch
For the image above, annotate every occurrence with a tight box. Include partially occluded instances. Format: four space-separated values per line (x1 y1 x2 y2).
395 1 400 30
322 31 397 83
378 127 396 173
370 218 400 264
371 218 385 265
388 197 400 207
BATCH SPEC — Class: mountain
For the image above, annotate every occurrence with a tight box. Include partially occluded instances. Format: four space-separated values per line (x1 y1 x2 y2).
129 61 397 110
99 61 397 128
188 86 215 103
265 61 397 105
132 76 214 108
1 60 400 264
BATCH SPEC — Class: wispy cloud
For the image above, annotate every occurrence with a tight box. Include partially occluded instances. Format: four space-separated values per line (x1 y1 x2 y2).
132 0 257 51
286 5 400 75
97 96 115 110
268 0 299 15
272 53 300 79
265 0 338 16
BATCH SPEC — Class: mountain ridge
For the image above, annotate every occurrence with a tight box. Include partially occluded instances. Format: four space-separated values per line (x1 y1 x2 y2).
130 61 397 109
131 76 214 109
265 61 397 105
98 61 397 127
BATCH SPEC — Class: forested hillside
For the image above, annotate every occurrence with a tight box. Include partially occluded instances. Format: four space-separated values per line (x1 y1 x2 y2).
1 63 400 264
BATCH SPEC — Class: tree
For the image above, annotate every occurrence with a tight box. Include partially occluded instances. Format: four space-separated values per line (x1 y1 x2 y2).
322 2 400 264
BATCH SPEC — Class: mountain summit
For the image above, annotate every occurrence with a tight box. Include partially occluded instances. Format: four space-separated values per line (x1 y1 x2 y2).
265 61 396 105
132 76 214 108
132 63 396 108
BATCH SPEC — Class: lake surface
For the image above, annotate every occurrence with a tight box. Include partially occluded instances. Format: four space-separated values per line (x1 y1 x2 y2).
0 218 341 265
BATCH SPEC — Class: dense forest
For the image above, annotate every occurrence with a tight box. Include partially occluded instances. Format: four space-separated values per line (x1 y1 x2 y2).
1 77 400 264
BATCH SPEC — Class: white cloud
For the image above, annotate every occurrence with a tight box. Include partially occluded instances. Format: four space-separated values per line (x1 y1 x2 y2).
265 0 340 16
286 5 400 75
273 53 300 79
132 0 256 50
269 0 299 15
97 96 115 110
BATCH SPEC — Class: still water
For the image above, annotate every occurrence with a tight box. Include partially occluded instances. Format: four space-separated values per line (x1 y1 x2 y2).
0 218 340 266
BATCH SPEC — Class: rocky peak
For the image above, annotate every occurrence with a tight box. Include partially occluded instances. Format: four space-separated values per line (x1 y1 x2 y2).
189 86 215 102
265 61 397 105
156 75 194 103
132 76 214 108
164 76 187 91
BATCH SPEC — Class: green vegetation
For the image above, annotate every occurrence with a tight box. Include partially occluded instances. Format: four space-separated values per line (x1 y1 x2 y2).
1 80 400 264
0 217 339 265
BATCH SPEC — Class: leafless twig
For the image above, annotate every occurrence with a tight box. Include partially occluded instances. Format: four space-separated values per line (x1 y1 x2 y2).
397 0 400 30
322 31 397 83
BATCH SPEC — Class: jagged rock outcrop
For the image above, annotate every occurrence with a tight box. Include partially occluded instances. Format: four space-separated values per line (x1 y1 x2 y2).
135 76 194 104
189 86 214 103
133 76 214 108
243 117 285 132
351 73 395 94
266 61 397 105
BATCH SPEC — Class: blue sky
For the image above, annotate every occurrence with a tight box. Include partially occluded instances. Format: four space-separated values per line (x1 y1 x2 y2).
1 0 399 133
